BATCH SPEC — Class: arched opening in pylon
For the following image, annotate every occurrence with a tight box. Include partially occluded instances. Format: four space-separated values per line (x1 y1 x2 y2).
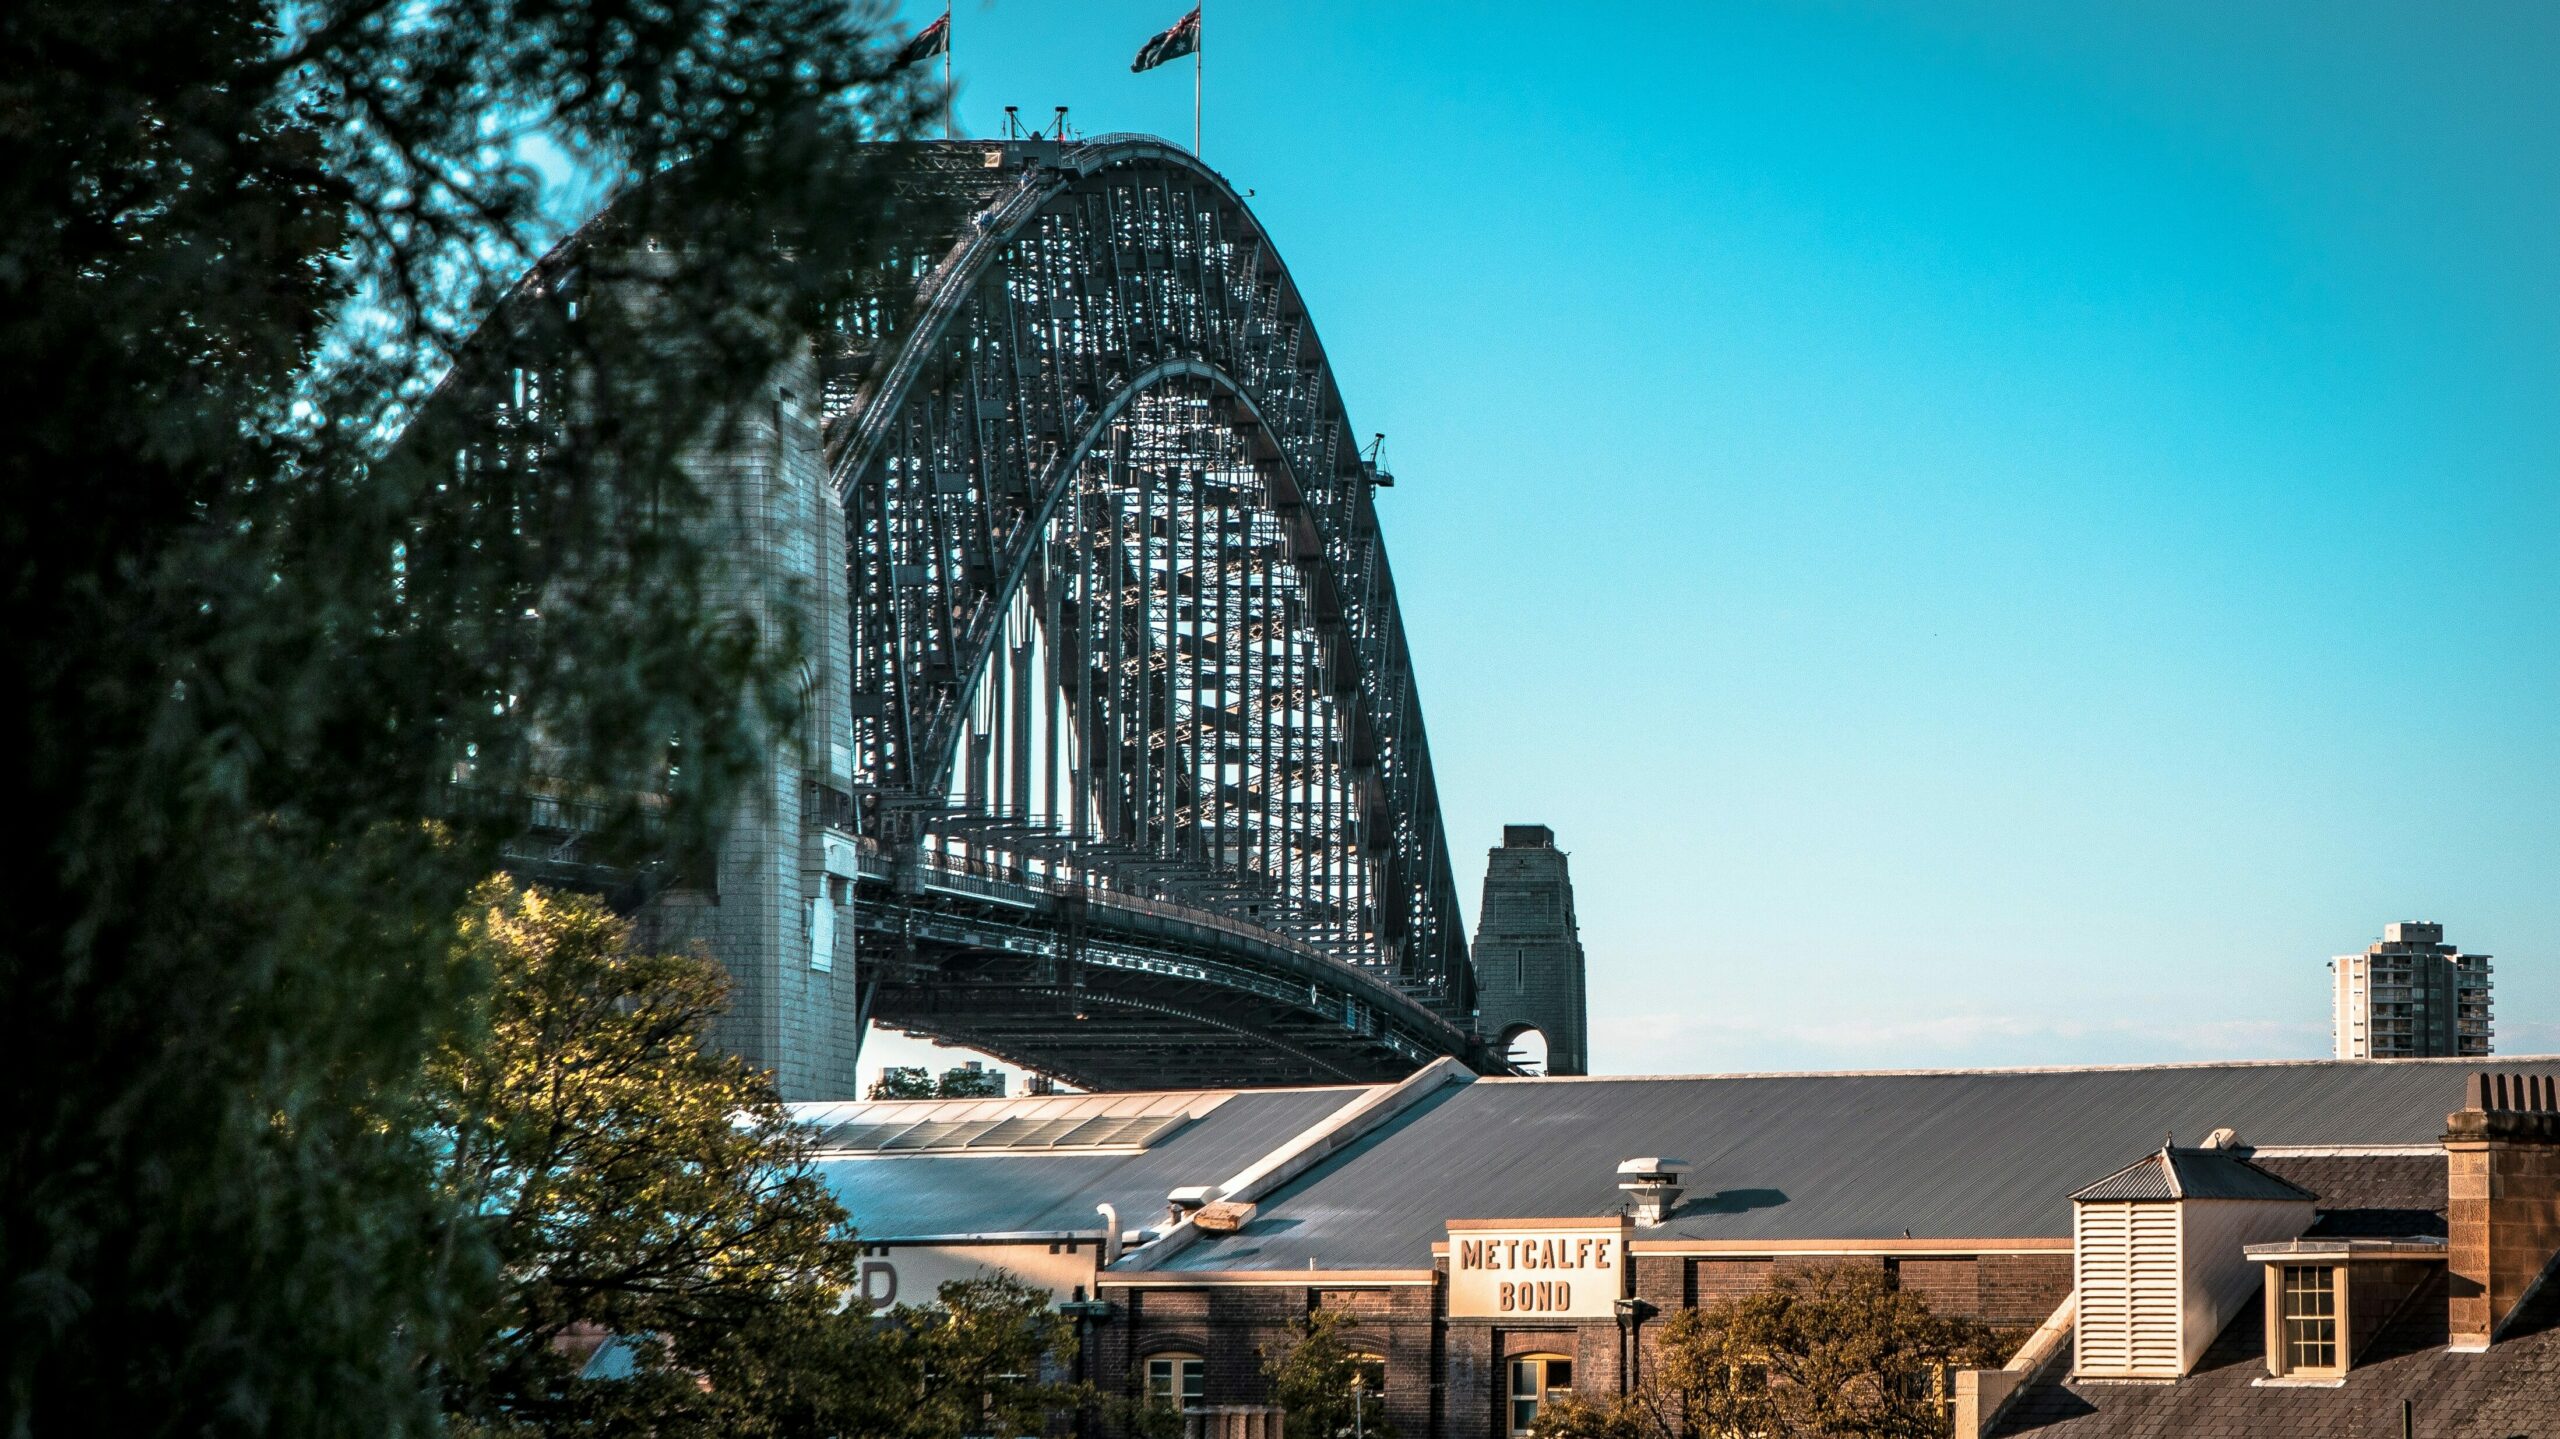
1503 1025 1551 1077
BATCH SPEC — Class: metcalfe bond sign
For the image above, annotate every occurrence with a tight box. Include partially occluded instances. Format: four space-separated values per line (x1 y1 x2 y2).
1446 1218 1629 1319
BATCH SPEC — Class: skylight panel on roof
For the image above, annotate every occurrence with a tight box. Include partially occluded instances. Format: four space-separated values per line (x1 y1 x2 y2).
811 1109 1193 1155
880 1119 986 1150
962 1117 1045 1148
816 1120 909 1151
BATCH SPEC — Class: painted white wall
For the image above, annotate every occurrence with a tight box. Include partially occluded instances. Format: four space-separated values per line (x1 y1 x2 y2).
855 1239 1102 1312
2177 1197 2315 1373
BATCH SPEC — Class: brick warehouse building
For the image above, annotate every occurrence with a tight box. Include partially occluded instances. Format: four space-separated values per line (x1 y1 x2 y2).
795 1056 2560 1438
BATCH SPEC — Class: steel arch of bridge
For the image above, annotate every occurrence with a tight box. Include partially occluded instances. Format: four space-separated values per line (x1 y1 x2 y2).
822 137 1494 1085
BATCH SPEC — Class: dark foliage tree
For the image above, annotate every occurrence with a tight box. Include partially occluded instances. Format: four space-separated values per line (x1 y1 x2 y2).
867 1063 1017 1099
1533 1263 2014 1439
937 1062 1008 1098
0 2 933 1432
1264 1310 1397 1439
749 1275 1083 1439
871 1066 941 1099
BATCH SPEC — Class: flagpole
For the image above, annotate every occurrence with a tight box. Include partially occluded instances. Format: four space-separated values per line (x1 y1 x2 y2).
942 3 954 139
1193 4 1202 155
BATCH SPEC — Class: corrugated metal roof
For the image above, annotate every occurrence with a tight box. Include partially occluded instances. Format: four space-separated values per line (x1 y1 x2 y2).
2068 1152 2181 1202
2067 1147 2316 1203
1138 1056 2555 1272
798 1084 1368 1240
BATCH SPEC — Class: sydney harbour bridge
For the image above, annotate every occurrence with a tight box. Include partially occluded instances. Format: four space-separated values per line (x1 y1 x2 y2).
519 135 1587 1098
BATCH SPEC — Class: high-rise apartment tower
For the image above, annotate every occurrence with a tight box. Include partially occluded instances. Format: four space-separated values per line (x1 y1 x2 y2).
2331 920 2493 1059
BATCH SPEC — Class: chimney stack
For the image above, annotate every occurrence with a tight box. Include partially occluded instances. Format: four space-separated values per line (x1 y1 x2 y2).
1617 1157 1689 1227
2443 1071 2560 1350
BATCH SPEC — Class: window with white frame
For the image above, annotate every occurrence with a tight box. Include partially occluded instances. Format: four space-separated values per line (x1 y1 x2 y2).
2281 1265 2340 1375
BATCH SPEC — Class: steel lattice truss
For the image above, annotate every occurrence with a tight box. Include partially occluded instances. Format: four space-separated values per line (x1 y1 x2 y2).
470 136 1505 1088
828 138 1478 1040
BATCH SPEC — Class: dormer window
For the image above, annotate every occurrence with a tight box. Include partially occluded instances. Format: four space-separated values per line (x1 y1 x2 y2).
2277 1265 2340 1377
2243 1238 2446 1380
2068 1144 2317 1379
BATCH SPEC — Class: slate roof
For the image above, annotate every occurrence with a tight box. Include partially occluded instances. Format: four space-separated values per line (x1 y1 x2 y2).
2067 1147 2317 1203
2258 1153 2450 1239
1129 1056 2559 1273
1992 1260 2560 1437
796 1084 1365 1240
2254 1153 2448 1213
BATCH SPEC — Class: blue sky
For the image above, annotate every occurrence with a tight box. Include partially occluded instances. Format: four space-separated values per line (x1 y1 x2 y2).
863 0 2559 1084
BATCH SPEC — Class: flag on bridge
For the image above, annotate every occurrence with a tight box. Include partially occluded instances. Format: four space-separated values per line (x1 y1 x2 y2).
1131 7 1201 73
895 10 950 68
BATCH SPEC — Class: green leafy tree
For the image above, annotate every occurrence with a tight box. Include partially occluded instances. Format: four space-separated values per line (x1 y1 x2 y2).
2 2 932 1433
869 1063 1015 1099
1265 1310 1398 1439
902 1275 1083 1439
432 875 865 1435
1521 1393 1646 1439
1532 1264 2013 1439
432 879 1085 1439
871 1066 939 1099
938 1062 1009 1098
1102 1392 1193 1439
707 1274 1082 1439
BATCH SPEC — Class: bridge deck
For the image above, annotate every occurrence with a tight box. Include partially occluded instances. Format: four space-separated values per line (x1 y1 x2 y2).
852 844 1505 1090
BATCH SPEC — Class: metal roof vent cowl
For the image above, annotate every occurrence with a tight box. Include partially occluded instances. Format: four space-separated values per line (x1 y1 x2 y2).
1096 1203 1123 1267
1617 1157 1689 1227
1165 1184 1215 1227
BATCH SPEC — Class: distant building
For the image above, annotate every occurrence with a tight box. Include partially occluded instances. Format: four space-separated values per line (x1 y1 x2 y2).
2331 921 2492 1059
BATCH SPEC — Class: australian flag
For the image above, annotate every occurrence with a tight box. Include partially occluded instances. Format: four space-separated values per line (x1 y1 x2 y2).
895 12 949 68
1131 7 1201 73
